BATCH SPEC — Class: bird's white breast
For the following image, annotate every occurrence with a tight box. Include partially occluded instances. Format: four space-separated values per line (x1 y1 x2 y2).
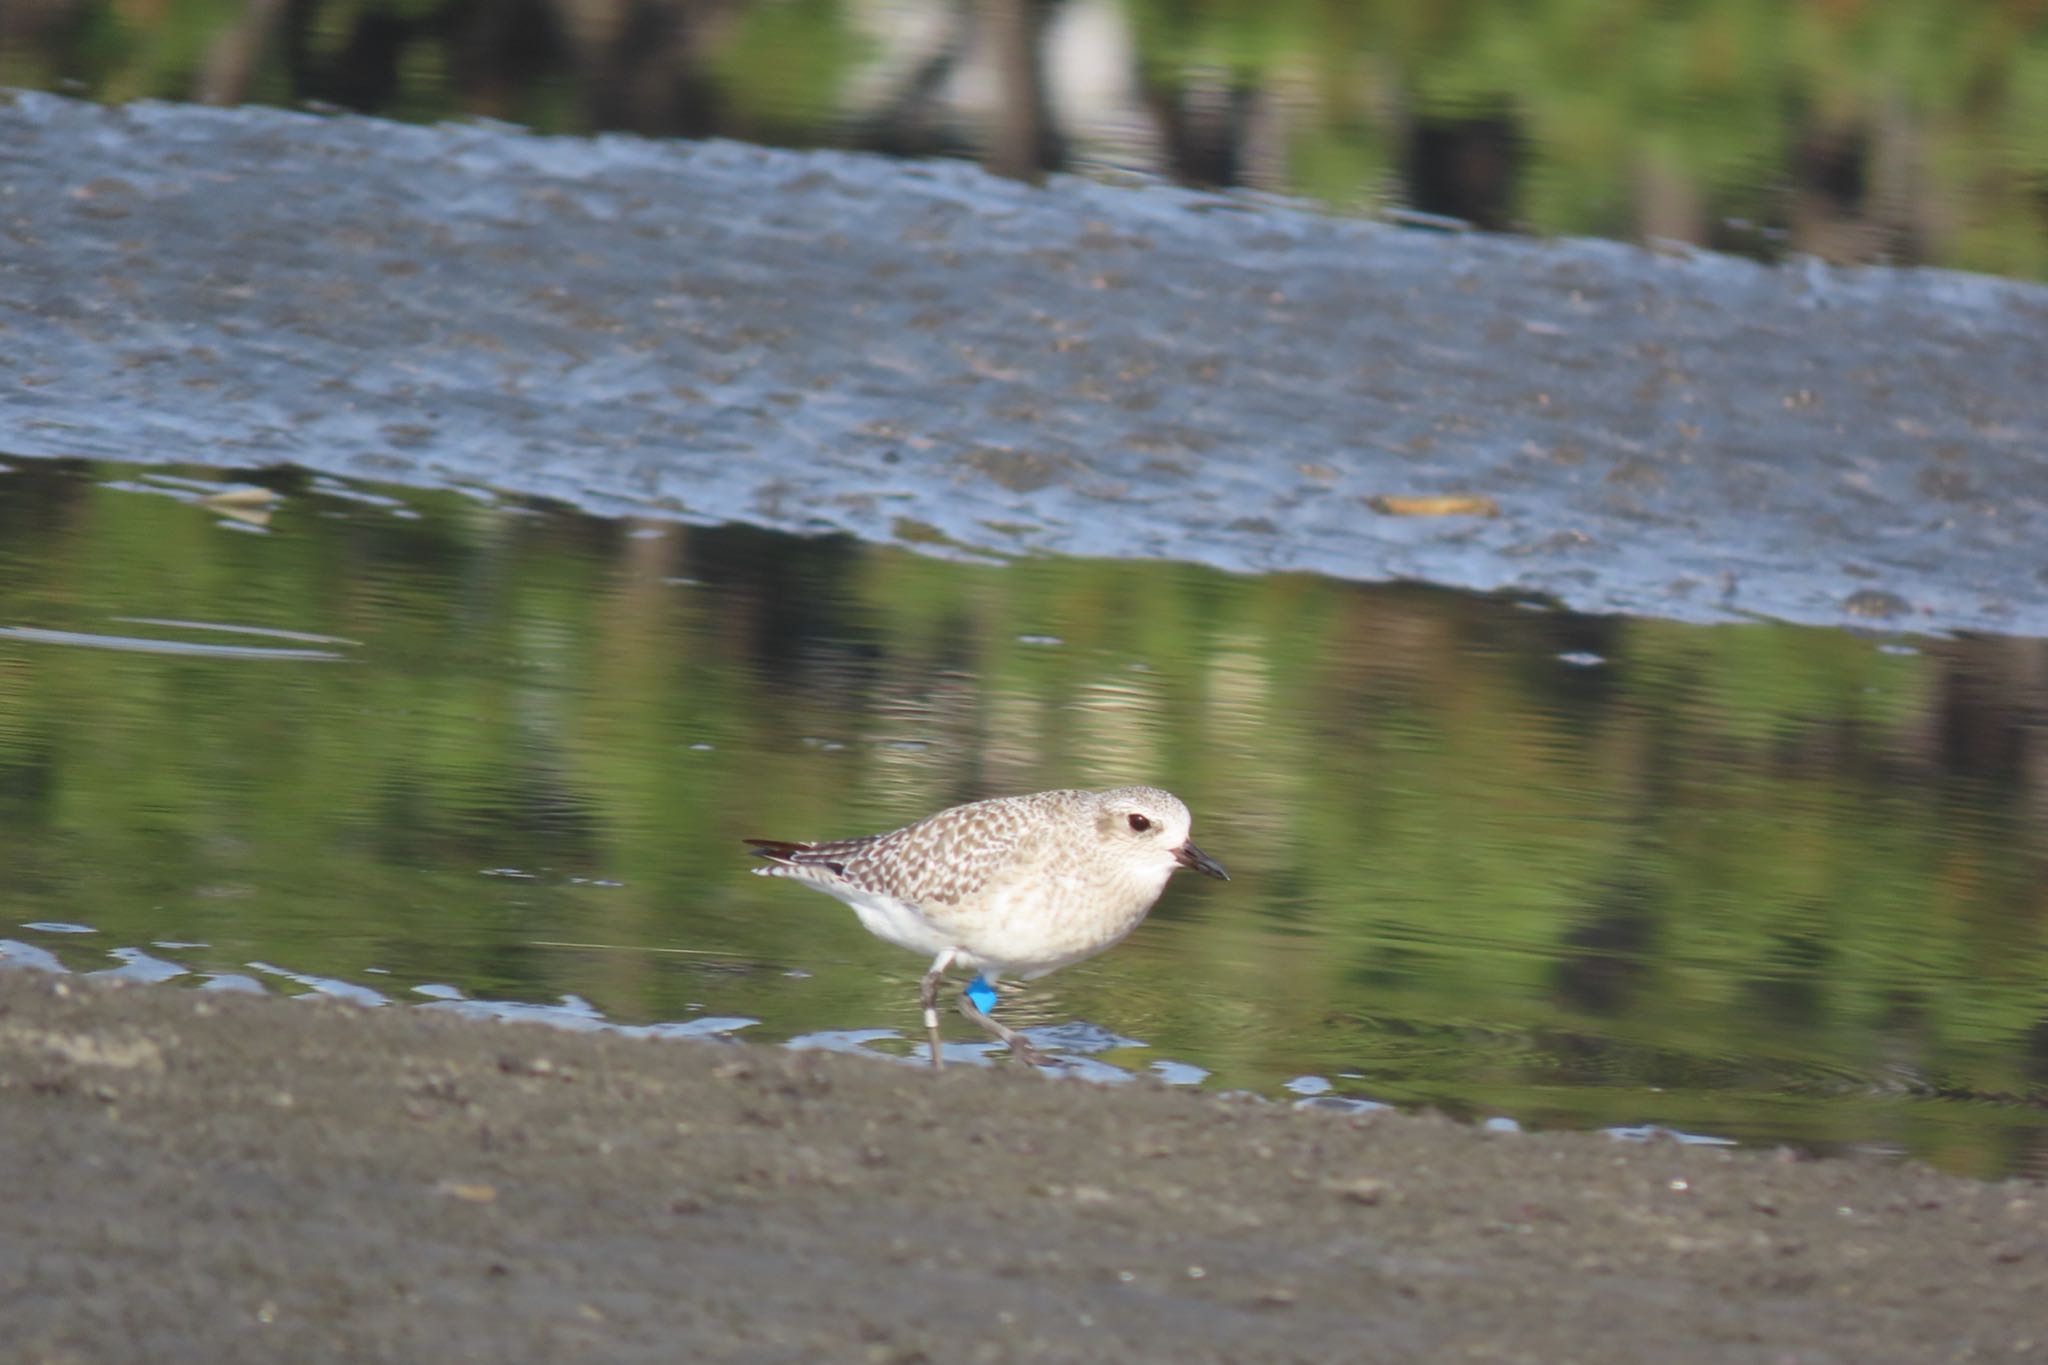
931 860 1175 978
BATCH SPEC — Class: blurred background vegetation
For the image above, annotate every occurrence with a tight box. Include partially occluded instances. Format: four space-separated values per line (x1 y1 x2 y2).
3 0 2045 277
2 457 2044 1177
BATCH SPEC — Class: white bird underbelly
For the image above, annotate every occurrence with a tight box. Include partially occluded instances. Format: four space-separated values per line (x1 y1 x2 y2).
823 876 1158 980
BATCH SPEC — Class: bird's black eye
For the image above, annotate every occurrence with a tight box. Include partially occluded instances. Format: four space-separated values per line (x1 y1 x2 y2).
1128 813 1151 832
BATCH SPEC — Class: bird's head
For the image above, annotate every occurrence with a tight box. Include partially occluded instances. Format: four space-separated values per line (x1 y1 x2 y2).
1095 786 1229 882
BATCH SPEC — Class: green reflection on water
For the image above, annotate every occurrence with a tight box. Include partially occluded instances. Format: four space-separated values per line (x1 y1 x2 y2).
0 457 2043 1177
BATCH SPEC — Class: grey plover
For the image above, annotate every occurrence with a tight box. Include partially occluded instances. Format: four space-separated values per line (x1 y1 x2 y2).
746 786 1228 1068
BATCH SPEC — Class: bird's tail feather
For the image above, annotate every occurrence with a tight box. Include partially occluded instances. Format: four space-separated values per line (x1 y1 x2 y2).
744 838 849 877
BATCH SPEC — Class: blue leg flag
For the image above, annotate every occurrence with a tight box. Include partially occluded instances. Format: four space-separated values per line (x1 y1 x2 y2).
964 974 998 1014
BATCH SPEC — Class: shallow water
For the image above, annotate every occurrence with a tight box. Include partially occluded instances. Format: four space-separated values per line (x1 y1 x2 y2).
1 455 2044 1177
11 94 2046 641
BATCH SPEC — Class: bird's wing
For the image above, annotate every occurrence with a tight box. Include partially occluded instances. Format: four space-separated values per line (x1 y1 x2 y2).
844 798 1042 908
747 794 1058 908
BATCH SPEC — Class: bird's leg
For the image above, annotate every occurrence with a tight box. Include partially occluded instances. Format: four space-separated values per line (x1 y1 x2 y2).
958 977 1055 1069
919 947 960 1069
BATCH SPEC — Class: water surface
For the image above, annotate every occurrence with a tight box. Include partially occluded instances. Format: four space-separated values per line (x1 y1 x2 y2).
1 455 2044 1177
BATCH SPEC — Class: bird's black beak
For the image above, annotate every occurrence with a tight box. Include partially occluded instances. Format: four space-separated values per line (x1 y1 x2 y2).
1174 839 1229 881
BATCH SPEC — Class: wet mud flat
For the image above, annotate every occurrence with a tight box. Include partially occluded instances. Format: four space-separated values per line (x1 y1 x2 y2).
4 972 2043 1363
4 93 2048 638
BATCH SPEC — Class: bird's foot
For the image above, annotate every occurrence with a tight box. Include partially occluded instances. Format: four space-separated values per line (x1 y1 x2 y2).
1006 1036 1059 1069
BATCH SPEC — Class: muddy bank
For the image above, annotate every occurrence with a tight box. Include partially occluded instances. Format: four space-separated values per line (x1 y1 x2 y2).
3 970 2042 1362
4 93 2048 637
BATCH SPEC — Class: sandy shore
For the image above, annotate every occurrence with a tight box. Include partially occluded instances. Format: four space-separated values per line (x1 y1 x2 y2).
4 969 2042 1363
